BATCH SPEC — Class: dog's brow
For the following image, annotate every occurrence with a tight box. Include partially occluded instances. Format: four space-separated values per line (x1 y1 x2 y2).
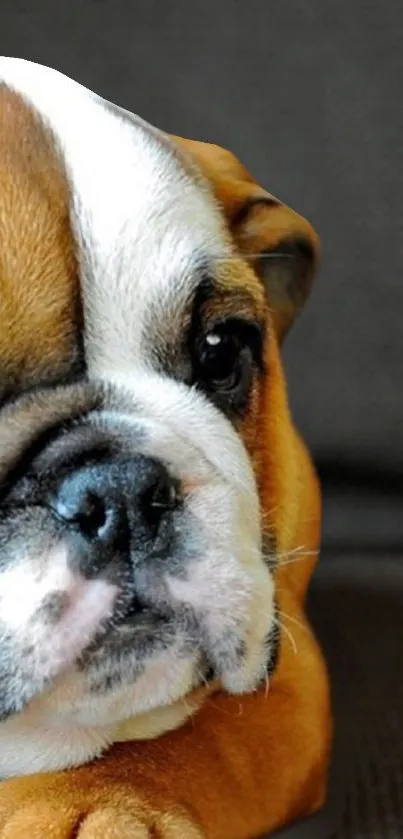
189 269 262 330
231 195 280 228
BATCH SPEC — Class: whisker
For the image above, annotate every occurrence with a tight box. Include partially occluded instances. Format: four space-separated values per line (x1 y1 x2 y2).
261 507 279 526
274 617 298 655
273 545 319 568
261 551 317 569
179 693 199 729
279 544 318 558
275 554 318 568
213 253 296 263
278 609 309 636
195 667 210 689
205 696 245 718
263 507 280 520
181 692 193 715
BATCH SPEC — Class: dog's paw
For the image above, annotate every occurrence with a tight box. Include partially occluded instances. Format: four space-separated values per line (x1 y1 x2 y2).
0 785 204 839
0 806 202 838
77 808 204 838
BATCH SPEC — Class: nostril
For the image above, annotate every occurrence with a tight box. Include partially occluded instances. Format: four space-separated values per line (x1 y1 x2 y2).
69 492 108 540
149 472 178 509
140 469 179 534
51 484 115 543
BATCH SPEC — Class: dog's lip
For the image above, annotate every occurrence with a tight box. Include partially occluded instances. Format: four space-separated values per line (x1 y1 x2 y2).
79 600 217 689
87 589 155 640
121 594 148 620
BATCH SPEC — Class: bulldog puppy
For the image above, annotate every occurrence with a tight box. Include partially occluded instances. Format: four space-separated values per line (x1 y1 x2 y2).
0 59 331 839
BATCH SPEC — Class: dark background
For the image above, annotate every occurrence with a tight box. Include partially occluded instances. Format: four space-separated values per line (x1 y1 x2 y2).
1 3 402 836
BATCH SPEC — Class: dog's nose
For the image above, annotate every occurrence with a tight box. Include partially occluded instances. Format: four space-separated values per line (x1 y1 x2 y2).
50 456 177 571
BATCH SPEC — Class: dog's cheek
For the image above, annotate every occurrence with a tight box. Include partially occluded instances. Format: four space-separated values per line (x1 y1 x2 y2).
163 489 275 693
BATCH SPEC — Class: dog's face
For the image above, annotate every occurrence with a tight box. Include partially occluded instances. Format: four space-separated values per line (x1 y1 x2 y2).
0 73 318 742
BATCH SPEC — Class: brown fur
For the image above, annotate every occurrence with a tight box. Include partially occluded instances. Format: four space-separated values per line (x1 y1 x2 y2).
0 86 79 397
0 130 331 838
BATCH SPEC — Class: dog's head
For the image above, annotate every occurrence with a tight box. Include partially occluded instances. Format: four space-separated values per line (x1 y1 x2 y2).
0 74 319 761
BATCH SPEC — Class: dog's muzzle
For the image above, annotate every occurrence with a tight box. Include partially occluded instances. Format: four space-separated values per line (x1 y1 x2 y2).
0 377 276 726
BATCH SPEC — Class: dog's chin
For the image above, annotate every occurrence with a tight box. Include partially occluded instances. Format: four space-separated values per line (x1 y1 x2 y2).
36 570 277 731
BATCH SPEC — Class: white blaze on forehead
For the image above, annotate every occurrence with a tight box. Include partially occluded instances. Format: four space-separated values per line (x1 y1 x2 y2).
0 57 232 374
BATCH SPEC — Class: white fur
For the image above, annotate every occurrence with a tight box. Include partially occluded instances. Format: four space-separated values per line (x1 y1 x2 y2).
0 547 115 637
0 545 117 695
0 58 275 777
0 647 198 777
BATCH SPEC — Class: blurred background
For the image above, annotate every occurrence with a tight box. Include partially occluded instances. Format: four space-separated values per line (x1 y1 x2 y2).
2 3 402 836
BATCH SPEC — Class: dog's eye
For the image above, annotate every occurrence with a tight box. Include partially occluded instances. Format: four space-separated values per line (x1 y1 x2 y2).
198 329 244 391
192 319 262 413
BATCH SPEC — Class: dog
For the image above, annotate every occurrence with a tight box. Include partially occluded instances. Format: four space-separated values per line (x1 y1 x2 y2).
0 58 331 838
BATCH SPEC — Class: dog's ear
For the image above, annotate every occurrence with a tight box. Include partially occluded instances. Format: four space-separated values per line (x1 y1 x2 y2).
171 137 320 341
